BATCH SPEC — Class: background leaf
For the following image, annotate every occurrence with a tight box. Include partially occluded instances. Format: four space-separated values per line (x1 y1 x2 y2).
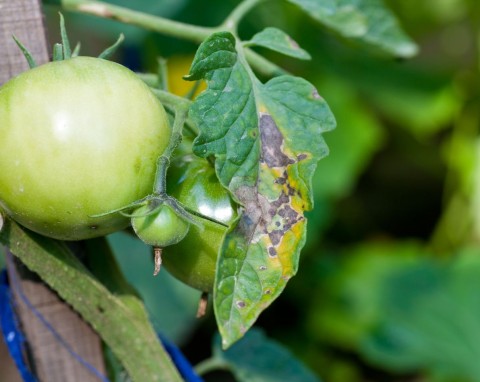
361 247 480 381
246 27 311 60
286 0 418 57
187 31 335 347
306 242 423 350
212 328 321 382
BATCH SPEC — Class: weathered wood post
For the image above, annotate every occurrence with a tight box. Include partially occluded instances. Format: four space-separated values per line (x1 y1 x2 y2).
0 1 107 380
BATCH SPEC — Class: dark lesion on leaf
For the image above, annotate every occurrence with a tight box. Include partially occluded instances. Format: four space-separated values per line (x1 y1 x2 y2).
258 113 306 246
259 114 295 168
268 246 277 257
231 112 307 261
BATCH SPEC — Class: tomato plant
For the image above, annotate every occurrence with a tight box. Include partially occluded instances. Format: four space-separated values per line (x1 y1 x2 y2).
163 155 237 293
0 0 424 380
0 56 170 240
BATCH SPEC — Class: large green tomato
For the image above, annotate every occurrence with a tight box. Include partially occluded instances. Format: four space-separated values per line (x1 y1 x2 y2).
0 57 170 240
163 156 237 293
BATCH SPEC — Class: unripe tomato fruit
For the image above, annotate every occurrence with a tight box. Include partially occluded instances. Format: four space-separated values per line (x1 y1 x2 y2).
0 57 170 240
163 156 237 292
131 204 190 247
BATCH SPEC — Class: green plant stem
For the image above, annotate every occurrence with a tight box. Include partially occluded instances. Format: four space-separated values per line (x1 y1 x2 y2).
245 48 288 77
149 87 191 110
44 0 215 43
194 357 231 376
222 0 268 31
0 220 182 382
153 107 188 195
157 57 169 91
45 0 286 79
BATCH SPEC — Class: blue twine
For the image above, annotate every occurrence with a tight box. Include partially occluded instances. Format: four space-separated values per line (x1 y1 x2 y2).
159 334 204 382
0 257 204 382
0 270 37 382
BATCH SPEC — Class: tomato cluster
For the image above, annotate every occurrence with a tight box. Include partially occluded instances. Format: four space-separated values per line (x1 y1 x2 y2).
0 57 170 240
0 56 237 292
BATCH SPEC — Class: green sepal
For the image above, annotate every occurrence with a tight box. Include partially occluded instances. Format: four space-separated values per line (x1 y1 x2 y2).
98 34 125 60
59 13 71 59
72 42 81 57
12 35 37 68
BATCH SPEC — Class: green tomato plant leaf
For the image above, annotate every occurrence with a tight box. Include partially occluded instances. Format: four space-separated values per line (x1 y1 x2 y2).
245 27 311 60
186 32 335 348
286 0 418 58
211 328 321 382
361 248 480 381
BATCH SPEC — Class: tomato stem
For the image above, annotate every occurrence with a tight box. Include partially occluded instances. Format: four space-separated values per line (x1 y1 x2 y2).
45 0 286 79
153 107 188 195
156 57 169 92
44 0 215 44
148 87 191 109
53 43 63 61
221 0 268 33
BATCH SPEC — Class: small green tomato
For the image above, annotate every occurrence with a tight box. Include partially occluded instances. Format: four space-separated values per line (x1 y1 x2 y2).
131 204 190 248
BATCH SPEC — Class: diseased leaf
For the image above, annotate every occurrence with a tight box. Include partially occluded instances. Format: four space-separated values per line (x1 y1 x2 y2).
245 27 311 60
286 0 418 58
187 32 335 347
213 329 321 382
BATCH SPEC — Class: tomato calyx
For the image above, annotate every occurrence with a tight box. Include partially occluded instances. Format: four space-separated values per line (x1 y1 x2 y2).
14 13 124 70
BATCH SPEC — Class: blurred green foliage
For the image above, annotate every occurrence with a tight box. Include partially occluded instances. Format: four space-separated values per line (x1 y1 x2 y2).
34 0 480 380
107 232 201 345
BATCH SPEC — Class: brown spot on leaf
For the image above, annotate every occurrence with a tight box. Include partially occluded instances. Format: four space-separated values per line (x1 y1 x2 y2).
283 205 298 222
236 301 246 308
269 230 283 246
268 247 277 257
259 114 295 168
